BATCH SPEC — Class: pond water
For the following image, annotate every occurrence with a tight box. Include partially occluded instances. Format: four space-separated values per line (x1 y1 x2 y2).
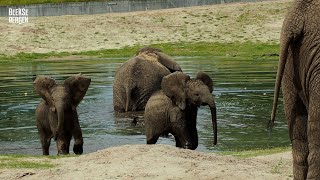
0 56 289 155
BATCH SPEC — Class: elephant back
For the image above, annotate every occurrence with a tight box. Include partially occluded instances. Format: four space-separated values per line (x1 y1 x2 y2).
113 56 172 112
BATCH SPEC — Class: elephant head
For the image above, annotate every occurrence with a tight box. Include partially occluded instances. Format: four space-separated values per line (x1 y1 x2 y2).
161 71 217 148
34 74 91 154
136 47 182 72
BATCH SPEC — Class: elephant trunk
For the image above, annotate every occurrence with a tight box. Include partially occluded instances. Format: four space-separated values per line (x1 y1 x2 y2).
210 104 217 146
203 94 217 146
55 105 64 140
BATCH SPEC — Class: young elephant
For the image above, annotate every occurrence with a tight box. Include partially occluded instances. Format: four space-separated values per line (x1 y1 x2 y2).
113 47 182 112
144 72 217 150
34 74 91 155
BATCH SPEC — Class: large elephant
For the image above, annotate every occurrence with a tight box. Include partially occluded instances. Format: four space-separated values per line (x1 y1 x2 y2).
144 72 217 150
270 0 320 179
34 74 91 155
113 47 182 112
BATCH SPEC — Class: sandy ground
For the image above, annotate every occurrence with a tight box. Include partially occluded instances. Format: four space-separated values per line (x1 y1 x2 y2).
0 0 291 55
0 0 294 179
0 145 293 179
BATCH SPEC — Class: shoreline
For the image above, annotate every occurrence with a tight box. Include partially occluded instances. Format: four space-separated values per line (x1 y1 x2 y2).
0 145 293 179
0 42 280 62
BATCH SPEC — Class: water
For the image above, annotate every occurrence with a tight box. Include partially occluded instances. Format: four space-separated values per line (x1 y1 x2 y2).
0 56 289 155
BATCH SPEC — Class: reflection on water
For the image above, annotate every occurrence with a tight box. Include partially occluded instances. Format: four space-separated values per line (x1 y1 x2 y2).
0 57 289 155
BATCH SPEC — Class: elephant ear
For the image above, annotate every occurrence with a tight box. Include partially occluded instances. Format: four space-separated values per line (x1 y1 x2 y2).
64 74 91 111
155 52 182 73
196 71 213 93
161 72 190 110
34 76 57 112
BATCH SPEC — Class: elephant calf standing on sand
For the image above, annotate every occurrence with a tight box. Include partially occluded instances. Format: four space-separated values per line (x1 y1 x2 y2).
270 0 320 179
113 47 182 112
144 72 217 150
34 74 91 155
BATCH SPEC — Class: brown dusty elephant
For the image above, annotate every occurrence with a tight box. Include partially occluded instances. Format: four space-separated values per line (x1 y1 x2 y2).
270 0 320 179
144 72 217 150
113 47 182 112
34 74 91 155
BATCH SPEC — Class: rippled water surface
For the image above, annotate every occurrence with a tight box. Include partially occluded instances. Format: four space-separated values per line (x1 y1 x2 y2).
0 56 289 155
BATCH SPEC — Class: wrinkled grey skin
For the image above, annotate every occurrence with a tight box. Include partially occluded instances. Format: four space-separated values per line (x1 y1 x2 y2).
270 0 320 179
113 47 182 112
34 74 91 155
144 72 217 150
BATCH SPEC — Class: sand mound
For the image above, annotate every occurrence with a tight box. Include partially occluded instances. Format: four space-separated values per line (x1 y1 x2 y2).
1 144 292 179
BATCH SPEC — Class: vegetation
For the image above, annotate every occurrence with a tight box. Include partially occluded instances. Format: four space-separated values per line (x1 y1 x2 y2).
220 146 291 158
0 42 279 62
0 154 77 169
0 155 54 169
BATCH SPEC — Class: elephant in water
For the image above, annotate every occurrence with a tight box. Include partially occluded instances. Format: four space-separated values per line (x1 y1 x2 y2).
270 0 320 179
34 74 91 155
113 47 182 112
144 72 217 150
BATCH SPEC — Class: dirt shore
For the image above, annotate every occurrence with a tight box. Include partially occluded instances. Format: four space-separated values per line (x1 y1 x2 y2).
0 0 291 55
0 145 293 179
0 0 294 179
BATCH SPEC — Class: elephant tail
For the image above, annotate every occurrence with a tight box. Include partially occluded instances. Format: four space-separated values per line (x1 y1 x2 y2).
270 32 291 128
125 81 139 112
125 86 131 112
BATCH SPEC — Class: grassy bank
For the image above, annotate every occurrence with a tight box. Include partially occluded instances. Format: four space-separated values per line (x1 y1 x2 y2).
220 146 291 158
0 0 104 6
0 155 55 169
0 42 279 62
0 154 78 169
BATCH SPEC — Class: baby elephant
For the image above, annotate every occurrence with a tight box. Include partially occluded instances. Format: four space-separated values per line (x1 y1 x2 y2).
144 72 217 150
34 74 91 155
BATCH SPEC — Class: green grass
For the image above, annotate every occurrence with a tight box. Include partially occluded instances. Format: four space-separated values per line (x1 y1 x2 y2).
0 154 76 169
219 146 291 158
0 155 53 169
0 0 107 6
0 42 279 62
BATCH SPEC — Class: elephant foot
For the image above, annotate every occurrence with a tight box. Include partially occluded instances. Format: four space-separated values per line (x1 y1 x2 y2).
73 144 83 155
131 117 138 126
57 151 69 156
147 136 158 144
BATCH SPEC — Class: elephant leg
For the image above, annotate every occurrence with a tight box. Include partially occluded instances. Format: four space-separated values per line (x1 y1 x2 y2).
283 81 308 178
146 135 159 144
65 133 72 154
41 137 51 155
72 118 84 155
38 127 51 155
174 135 182 148
307 82 320 179
56 132 72 155
290 107 308 180
39 134 51 155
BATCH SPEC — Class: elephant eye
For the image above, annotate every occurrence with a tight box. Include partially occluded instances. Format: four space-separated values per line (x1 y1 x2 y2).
195 93 200 97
